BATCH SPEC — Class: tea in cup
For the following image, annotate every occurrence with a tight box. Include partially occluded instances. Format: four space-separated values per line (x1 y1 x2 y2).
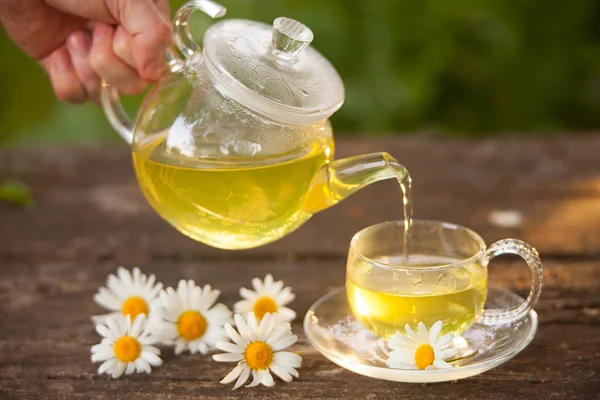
346 220 542 339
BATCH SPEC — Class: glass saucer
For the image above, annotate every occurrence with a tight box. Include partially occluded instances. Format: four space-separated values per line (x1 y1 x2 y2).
304 285 538 383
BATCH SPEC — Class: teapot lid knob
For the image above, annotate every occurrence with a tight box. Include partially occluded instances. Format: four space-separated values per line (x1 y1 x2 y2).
270 17 314 62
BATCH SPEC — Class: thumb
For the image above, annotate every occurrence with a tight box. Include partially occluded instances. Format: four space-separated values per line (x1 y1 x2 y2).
47 0 172 81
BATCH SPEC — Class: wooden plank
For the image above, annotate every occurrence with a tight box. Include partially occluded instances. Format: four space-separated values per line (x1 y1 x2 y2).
1 258 599 398
2 136 600 260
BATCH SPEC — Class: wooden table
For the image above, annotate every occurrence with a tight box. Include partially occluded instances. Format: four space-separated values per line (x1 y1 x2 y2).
1 137 599 399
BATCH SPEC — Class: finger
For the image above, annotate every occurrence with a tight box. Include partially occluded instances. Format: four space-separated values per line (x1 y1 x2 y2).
67 31 101 103
155 0 171 18
90 24 147 96
46 0 171 81
44 47 87 104
113 25 135 68
114 0 171 81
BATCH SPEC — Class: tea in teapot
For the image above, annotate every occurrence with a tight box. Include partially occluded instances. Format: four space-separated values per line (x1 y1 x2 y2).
101 0 411 249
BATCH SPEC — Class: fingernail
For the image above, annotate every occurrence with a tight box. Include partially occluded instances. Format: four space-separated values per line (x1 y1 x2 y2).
69 33 90 53
94 26 109 43
144 61 165 81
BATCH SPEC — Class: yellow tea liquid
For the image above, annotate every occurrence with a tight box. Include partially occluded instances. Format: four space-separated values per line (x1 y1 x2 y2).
347 255 487 338
132 134 332 249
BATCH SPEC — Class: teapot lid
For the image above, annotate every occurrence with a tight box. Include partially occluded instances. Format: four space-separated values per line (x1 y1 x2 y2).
202 17 344 125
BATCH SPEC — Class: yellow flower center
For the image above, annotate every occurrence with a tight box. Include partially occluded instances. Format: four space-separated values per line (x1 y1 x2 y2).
252 297 278 319
245 341 273 370
113 336 141 362
121 296 148 319
415 344 435 370
177 311 207 340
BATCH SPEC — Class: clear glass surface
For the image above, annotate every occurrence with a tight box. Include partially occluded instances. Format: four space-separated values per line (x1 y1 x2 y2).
304 286 538 383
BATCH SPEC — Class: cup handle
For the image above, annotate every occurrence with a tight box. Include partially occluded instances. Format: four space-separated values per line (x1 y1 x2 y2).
481 239 543 324
100 0 226 144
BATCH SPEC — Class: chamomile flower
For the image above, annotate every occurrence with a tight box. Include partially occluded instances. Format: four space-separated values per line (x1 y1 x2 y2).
213 313 302 389
386 321 460 370
152 279 233 355
91 314 162 379
234 274 296 321
92 267 163 324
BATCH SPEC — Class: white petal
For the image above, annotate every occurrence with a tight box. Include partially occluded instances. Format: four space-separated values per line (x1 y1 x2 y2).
197 340 209 354
174 339 187 355
205 303 233 322
132 267 141 284
125 362 136 375
142 351 163 366
234 314 252 341
135 358 151 374
233 300 253 314
251 277 263 293
270 363 292 382
91 312 121 325
201 285 220 310
404 324 419 340
418 322 428 343
225 324 249 347
97 358 117 375
259 369 275 387
221 365 243 384
273 351 302 368
233 367 251 390
246 313 259 340
265 280 284 297
266 326 292 346
277 307 296 322
91 350 114 362
239 287 257 300
129 314 145 337
95 324 117 341
213 353 244 362
117 267 133 287
429 321 443 344
142 345 160 356
387 359 417 369
246 370 261 387
387 333 416 350
388 349 414 363
271 334 297 351
256 313 273 338
94 289 122 311
216 342 244 354
436 347 460 360
274 287 295 306
107 274 126 296
433 359 453 369
435 333 454 349
264 274 274 287
112 362 126 379
107 317 126 337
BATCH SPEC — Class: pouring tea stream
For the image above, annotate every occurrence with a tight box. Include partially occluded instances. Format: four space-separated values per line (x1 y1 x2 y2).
101 0 412 250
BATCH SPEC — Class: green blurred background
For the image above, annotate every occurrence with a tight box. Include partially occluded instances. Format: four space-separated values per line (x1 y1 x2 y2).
1 0 600 147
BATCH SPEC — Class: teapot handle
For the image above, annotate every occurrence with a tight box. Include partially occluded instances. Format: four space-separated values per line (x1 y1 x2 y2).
100 0 227 145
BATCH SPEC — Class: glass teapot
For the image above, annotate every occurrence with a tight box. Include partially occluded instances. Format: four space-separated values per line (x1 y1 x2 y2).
101 0 409 250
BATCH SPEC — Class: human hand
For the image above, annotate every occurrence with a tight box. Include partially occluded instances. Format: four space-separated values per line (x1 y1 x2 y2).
0 0 172 103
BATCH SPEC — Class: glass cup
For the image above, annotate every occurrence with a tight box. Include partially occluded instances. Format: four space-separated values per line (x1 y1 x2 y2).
346 220 542 339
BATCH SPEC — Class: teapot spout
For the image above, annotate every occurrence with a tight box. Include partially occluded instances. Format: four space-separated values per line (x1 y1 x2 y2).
303 152 411 214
